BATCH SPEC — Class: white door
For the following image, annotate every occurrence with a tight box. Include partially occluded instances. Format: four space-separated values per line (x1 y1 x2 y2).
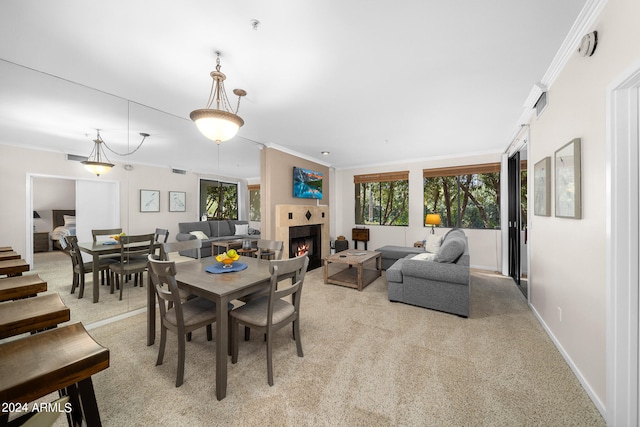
76 180 119 260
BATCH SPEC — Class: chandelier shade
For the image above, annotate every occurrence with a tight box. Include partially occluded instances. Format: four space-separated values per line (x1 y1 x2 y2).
81 131 114 176
190 53 246 144
81 129 149 176
190 109 244 143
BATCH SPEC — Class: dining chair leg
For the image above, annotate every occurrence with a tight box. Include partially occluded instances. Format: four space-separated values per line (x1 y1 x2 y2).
266 332 274 386
244 326 250 341
156 326 167 366
71 273 78 294
294 320 303 357
206 325 212 341
176 335 186 387
78 275 85 299
231 318 239 364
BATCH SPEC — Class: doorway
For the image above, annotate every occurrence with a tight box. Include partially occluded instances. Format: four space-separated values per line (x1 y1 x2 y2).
507 144 528 298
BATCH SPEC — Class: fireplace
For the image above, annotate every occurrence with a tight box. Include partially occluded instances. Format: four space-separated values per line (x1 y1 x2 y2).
289 224 322 270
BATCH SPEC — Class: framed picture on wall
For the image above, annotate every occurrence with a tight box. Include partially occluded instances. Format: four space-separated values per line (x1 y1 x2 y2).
140 189 160 212
555 138 582 219
169 191 186 212
533 157 551 216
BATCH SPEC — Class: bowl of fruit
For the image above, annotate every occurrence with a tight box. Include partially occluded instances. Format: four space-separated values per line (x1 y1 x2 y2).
216 249 240 268
110 232 126 241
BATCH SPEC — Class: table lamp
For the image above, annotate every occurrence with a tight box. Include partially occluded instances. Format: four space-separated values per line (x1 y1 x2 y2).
33 211 40 231
425 214 441 234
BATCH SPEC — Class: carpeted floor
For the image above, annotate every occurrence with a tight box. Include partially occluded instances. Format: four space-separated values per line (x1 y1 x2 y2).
21 252 605 426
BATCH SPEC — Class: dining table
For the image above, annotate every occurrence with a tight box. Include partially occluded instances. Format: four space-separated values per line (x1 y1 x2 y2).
146 255 272 401
77 240 158 303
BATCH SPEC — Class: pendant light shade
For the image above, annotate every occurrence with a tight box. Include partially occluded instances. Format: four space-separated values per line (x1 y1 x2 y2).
82 131 114 176
190 109 244 143
190 53 247 144
81 129 149 176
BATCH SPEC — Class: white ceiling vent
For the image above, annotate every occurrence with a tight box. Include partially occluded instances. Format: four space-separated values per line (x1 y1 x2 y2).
67 154 88 162
171 168 187 175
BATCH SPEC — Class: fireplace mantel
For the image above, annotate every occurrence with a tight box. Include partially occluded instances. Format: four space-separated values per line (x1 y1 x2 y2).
275 205 330 260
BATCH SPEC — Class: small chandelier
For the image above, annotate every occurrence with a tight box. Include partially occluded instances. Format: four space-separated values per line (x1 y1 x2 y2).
190 52 247 144
82 130 149 176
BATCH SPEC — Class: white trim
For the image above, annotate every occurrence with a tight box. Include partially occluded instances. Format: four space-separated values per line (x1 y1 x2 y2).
606 60 640 427
531 305 606 414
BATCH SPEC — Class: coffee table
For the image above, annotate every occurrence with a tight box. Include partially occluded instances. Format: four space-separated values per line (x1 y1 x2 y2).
324 250 382 291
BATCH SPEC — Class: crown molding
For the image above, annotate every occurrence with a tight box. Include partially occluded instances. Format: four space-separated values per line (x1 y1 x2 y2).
513 0 608 145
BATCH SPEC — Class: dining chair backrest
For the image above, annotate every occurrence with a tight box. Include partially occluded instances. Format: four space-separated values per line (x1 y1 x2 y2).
266 254 309 321
92 228 123 242
154 228 170 243
65 235 83 272
161 239 202 261
147 257 183 318
256 239 284 260
118 233 155 262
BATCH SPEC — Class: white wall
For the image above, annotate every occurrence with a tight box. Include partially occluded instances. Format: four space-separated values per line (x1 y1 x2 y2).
0 144 250 258
526 0 640 413
333 152 502 271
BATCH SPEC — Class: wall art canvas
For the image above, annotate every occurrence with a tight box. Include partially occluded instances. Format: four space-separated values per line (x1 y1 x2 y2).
534 157 551 216
555 138 582 219
140 189 160 212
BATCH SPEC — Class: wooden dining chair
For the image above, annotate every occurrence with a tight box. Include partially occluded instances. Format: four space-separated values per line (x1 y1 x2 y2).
108 233 154 300
91 228 123 242
65 235 113 298
230 254 309 386
256 239 284 260
148 256 218 387
154 228 170 244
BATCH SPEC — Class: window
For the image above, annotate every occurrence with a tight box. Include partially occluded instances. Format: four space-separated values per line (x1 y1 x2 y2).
423 163 501 229
249 184 260 221
199 179 238 220
355 171 409 226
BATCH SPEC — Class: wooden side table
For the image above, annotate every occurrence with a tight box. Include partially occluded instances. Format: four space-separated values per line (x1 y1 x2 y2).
33 231 49 252
352 228 369 250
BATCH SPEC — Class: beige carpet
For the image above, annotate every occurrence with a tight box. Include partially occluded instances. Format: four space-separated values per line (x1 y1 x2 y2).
22 252 605 426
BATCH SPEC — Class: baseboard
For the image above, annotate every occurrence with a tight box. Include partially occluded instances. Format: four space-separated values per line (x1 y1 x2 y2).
530 304 606 418
85 306 147 331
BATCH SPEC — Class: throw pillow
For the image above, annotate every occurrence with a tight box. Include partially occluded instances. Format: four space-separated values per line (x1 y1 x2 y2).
412 252 436 261
63 215 76 226
189 230 208 240
234 224 249 235
424 234 442 253
434 236 465 263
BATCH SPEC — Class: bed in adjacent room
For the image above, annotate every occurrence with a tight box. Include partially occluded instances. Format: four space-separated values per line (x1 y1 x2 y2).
50 209 76 250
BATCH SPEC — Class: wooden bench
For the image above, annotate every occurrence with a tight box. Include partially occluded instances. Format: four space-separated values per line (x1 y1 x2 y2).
0 293 70 339
0 275 47 302
0 323 110 427
0 259 29 277
0 251 20 261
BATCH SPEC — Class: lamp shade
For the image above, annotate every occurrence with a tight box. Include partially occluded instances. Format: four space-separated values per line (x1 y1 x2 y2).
82 161 114 176
190 109 244 143
425 214 441 226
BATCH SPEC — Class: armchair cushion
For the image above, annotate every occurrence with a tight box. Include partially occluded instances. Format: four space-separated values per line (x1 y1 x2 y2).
434 233 465 263
424 234 443 253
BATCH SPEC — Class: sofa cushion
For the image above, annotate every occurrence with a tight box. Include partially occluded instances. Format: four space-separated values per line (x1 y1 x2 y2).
188 230 207 240
434 234 465 263
234 224 249 235
209 221 232 237
412 252 436 261
179 221 210 236
424 234 442 253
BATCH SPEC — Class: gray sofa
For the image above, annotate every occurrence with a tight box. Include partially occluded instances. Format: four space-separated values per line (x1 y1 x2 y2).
385 229 470 317
175 220 259 258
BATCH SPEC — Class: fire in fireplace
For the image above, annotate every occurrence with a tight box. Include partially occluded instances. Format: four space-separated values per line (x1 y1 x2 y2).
289 224 321 270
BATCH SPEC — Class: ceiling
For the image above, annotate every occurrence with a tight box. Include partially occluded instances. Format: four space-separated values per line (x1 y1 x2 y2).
0 0 587 180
